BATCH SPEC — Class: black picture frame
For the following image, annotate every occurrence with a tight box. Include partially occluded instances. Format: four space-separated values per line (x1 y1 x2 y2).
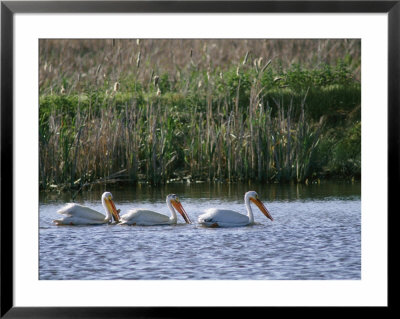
1 1 395 317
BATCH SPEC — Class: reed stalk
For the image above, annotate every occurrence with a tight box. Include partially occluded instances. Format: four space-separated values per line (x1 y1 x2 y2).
39 39 361 190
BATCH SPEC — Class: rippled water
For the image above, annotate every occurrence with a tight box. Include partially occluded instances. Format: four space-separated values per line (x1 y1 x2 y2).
39 182 361 280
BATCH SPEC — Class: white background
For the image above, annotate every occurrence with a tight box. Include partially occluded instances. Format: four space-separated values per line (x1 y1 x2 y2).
13 13 388 306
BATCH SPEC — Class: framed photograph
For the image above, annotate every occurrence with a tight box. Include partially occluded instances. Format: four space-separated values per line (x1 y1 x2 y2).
1 0 395 317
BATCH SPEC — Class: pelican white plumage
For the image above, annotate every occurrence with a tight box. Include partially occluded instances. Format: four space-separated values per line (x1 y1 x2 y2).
53 192 120 225
118 194 192 226
197 191 273 227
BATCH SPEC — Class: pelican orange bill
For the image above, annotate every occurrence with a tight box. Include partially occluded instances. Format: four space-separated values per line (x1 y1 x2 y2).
172 200 192 224
107 198 120 222
250 197 273 221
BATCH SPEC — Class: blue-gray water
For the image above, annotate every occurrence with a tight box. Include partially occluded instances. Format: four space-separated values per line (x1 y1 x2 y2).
39 182 361 280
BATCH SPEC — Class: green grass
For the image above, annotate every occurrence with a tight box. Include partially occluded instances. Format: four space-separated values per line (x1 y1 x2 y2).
39 55 361 191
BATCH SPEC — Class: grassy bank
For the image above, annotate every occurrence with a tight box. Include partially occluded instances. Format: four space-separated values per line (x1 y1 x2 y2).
39 39 361 191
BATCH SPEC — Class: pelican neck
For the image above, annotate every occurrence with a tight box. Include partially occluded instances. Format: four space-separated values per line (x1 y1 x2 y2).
101 195 112 221
166 198 177 222
244 193 254 224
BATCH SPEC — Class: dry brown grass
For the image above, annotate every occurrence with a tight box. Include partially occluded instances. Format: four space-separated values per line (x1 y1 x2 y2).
39 39 361 190
40 39 360 94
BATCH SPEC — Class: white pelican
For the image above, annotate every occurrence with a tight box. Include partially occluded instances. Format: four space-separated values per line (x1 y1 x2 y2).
197 190 273 227
53 192 120 225
118 194 192 226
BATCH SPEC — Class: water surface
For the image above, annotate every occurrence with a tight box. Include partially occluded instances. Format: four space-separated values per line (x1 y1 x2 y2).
39 182 361 280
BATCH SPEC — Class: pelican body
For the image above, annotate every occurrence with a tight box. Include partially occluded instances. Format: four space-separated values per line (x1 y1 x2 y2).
198 191 273 227
53 192 120 225
119 194 192 226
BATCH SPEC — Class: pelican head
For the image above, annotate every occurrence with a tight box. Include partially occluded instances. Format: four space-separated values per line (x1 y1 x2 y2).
246 191 273 221
101 192 120 222
167 194 192 224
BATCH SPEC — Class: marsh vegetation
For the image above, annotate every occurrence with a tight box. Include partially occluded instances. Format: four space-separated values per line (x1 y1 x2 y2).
39 39 361 191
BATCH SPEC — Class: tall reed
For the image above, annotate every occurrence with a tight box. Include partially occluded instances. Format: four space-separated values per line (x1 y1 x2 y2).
39 39 361 190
